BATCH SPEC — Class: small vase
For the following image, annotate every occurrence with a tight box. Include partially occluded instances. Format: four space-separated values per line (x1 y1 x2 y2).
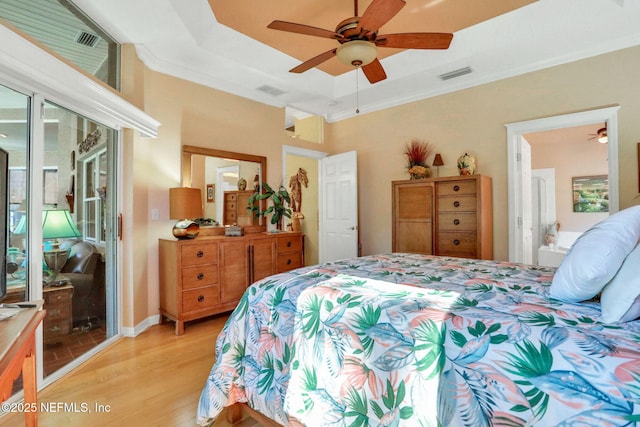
457 153 476 176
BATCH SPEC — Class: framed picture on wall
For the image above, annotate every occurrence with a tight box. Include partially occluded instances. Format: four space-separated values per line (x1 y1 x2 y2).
207 184 214 202
572 175 608 213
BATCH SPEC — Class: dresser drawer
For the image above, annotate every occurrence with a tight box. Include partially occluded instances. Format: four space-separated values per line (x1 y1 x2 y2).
44 304 70 321
44 288 73 305
44 319 71 338
225 193 237 202
437 180 476 196
437 195 477 213
182 286 219 313
437 232 477 256
277 252 303 272
438 212 477 232
181 242 218 266
277 235 303 254
181 264 219 290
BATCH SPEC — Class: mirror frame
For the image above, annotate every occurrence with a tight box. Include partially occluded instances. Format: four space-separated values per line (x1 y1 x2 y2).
182 145 267 231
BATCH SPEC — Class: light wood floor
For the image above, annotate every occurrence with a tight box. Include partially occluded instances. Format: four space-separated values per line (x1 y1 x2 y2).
2 314 260 427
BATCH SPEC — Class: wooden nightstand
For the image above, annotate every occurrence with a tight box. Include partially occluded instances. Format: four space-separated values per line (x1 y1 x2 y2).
43 283 73 344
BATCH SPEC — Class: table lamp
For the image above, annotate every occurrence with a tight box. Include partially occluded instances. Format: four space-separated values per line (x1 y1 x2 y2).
169 187 203 239
42 209 81 284
432 153 444 177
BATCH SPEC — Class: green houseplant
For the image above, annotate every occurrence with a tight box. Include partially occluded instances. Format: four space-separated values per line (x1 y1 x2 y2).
247 183 292 230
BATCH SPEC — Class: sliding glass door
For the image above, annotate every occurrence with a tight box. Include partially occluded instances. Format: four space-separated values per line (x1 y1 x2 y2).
40 101 117 377
1 83 119 392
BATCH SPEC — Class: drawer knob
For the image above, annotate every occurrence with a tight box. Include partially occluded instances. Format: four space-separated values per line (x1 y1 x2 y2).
287 241 292 247
287 259 292 265
453 219 460 225
453 201 460 208
197 273 204 280
453 239 461 246
196 250 204 258
197 295 205 303
453 185 460 192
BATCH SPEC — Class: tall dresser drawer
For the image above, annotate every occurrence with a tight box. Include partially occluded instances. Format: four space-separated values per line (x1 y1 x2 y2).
181 242 218 266
182 286 219 313
437 196 477 213
438 212 477 232
437 232 477 257
181 264 219 289
436 180 477 196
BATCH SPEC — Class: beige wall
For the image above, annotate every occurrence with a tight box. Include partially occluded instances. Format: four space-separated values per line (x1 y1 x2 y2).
325 45 640 260
122 44 640 328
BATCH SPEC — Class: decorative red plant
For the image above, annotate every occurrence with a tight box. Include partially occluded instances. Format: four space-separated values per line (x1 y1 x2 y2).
403 139 435 168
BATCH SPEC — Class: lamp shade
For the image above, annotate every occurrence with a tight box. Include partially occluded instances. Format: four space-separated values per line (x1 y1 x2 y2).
336 40 377 67
169 187 203 220
433 153 444 167
42 209 81 239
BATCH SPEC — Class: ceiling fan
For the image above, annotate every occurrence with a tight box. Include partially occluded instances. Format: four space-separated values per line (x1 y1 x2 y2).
267 0 454 84
588 124 608 143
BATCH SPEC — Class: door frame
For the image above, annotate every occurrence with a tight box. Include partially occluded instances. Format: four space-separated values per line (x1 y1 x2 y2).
505 106 620 262
282 145 327 261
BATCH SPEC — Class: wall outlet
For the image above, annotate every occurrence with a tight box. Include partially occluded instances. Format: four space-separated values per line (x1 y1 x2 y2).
151 209 159 220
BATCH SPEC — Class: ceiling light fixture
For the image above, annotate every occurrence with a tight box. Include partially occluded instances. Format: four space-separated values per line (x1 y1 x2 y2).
598 134 608 144
336 41 377 114
336 40 377 67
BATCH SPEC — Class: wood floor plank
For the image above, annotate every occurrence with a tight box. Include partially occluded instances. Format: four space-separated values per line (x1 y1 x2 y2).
1 314 259 426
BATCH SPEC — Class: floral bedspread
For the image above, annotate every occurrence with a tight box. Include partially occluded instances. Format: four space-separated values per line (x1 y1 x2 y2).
197 253 640 426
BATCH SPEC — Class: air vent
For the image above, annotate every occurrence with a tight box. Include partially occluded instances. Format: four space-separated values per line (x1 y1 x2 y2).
439 66 473 81
74 31 101 48
256 85 286 97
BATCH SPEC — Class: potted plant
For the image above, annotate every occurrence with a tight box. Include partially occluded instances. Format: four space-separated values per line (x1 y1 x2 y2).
247 183 292 231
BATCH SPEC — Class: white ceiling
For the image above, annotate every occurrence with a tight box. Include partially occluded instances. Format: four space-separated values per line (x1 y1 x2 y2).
65 0 640 122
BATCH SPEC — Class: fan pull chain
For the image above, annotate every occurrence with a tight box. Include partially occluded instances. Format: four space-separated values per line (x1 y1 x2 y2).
355 66 360 114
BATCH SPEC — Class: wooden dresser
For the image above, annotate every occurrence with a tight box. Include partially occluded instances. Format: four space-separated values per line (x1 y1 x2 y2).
43 284 74 344
223 190 256 226
392 175 493 259
159 232 304 335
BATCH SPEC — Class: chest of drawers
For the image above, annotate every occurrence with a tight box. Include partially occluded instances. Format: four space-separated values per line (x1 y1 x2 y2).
393 175 493 259
159 232 304 335
43 284 74 344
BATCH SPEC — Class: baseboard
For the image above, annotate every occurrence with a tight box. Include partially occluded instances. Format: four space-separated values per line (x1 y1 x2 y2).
121 314 160 337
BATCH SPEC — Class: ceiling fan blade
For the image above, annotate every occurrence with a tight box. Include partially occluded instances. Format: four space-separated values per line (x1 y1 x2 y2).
268 20 344 40
290 48 338 73
361 58 387 84
358 0 406 35
376 33 453 49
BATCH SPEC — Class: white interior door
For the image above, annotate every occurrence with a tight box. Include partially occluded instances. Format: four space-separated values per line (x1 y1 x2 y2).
531 168 556 265
319 151 358 263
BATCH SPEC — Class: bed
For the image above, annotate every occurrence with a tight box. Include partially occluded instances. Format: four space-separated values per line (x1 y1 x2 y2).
196 251 640 426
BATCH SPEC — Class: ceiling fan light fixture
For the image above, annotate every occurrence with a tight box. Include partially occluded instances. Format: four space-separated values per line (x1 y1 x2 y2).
336 40 377 67
598 135 608 144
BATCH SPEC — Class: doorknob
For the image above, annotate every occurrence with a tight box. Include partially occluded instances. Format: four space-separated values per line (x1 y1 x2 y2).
349 226 358 230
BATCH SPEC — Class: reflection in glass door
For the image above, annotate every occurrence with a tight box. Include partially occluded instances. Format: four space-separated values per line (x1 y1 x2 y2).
1 85 30 306
40 102 117 377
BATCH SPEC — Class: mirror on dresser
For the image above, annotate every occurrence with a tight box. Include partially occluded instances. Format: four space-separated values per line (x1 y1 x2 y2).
181 145 267 231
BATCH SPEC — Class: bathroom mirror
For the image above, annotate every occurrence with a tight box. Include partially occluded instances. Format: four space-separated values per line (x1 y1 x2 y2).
182 145 267 230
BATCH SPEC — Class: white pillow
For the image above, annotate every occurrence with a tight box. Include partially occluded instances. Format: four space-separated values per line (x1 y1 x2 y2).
600 243 640 323
550 205 640 302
